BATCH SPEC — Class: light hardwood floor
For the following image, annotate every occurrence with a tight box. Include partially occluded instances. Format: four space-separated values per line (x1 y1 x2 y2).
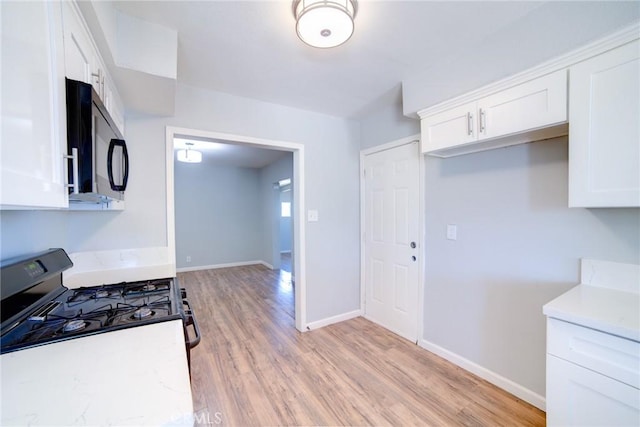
179 264 545 426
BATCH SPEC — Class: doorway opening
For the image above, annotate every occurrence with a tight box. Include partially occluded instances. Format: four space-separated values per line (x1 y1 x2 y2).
166 126 307 331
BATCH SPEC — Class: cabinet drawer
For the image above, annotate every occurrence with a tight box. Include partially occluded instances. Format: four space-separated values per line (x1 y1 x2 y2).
548 318 640 388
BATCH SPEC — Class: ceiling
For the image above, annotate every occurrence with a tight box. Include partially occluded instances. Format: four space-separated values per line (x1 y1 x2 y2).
114 1 638 166
111 1 639 120
174 137 289 168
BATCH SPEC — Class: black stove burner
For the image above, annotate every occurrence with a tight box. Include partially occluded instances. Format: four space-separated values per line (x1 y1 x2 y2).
67 287 122 305
62 319 87 333
94 290 110 299
132 307 154 320
123 279 171 297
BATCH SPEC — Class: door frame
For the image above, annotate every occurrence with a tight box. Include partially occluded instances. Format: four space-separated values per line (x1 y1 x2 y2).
360 134 425 342
165 126 307 332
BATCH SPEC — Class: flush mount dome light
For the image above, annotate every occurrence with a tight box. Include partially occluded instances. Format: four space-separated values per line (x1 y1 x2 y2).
293 0 357 48
177 142 202 163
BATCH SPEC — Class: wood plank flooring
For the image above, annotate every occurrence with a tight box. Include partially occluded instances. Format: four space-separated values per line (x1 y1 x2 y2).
179 264 545 426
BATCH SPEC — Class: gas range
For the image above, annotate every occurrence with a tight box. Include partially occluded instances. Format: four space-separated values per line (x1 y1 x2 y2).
1 249 200 357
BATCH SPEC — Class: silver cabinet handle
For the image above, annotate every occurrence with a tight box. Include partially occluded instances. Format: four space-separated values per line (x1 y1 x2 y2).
91 69 105 99
64 147 79 194
479 108 486 133
91 69 100 91
467 112 473 136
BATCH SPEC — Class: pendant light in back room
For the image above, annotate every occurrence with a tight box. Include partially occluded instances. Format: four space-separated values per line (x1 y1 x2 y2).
293 0 358 48
177 142 202 163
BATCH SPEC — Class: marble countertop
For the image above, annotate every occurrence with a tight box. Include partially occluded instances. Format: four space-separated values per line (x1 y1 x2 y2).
63 247 175 288
543 284 639 342
543 258 640 342
1 320 194 426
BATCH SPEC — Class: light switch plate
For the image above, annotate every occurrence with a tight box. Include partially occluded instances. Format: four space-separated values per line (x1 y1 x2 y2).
307 210 319 222
446 224 457 240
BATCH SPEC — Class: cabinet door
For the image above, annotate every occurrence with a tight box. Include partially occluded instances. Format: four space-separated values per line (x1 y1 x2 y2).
547 354 640 427
421 102 477 152
1 1 68 208
478 69 567 141
104 76 126 136
569 40 640 207
61 1 95 86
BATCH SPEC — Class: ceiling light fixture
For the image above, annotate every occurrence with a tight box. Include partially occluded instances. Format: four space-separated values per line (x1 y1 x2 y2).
293 0 357 49
177 143 202 163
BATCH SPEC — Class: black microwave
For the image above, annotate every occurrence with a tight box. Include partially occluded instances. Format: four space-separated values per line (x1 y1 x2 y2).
65 78 129 203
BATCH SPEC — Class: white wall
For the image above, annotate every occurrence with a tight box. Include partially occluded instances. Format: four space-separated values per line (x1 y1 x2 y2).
360 105 640 399
174 159 262 269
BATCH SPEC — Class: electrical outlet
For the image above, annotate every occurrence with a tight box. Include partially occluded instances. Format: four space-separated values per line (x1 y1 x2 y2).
186 256 191 263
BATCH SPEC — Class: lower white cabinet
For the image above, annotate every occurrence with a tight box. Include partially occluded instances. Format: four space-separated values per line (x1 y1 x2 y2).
547 355 640 427
0 1 69 208
568 39 640 207
546 318 640 426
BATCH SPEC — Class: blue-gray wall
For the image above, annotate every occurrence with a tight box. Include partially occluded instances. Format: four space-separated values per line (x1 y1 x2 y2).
359 102 640 398
174 159 262 269
0 83 360 324
258 155 294 270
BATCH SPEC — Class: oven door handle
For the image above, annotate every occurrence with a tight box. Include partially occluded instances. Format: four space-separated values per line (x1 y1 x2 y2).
181 298 201 349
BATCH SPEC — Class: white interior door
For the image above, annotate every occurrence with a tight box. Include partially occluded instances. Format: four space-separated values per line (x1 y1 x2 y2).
364 141 420 341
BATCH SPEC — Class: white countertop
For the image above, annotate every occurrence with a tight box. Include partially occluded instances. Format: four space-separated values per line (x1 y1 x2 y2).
0 320 194 426
63 247 176 288
543 259 640 342
543 284 640 342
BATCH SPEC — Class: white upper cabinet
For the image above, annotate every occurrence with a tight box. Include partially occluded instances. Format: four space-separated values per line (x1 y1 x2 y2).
103 73 126 135
61 1 95 87
61 2 125 137
421 102 477 152
0 1 69 209
421 70 568 157
477 70 567 141
568 40 640 208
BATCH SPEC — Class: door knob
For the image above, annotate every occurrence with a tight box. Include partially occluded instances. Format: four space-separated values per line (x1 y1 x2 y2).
411 256 417 262
410 242 416 249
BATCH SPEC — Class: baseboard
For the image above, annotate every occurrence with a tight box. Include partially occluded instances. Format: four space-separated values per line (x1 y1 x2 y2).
419 339 546 411
305 309 362 331
177 260 272 273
